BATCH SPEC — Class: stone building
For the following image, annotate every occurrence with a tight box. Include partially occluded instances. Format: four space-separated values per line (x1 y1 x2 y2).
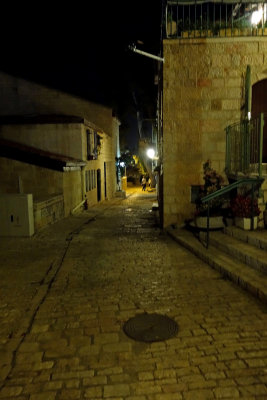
162 0 267 227
0 71 120 233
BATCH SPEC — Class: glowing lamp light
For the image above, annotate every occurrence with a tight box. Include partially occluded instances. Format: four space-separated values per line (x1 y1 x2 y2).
146 148 155 159
119 161 125 167
251 9 263 25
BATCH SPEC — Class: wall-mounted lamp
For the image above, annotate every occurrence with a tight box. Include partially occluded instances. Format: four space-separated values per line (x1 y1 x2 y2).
251 5 266 26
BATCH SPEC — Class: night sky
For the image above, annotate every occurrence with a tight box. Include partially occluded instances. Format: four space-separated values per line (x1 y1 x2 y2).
0 2 162 149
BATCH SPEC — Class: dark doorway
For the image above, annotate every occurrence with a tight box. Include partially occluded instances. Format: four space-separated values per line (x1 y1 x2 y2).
97 169 101 202
252 79 267 162
104 162 107 199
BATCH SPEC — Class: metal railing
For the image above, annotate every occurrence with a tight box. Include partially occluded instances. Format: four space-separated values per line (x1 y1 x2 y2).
201 177 264 248
165 1 267 39
225 113 265 177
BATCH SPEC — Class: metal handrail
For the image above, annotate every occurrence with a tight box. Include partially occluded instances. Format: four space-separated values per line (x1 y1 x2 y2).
201 177 264 248
225 113 265 177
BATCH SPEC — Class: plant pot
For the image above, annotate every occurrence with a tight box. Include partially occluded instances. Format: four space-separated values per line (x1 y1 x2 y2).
235 217 258 230
225 217 234 227
194 216 224 229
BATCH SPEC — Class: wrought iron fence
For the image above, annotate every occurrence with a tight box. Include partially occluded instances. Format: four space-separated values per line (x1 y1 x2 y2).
225 113 265 177
165 1 267 38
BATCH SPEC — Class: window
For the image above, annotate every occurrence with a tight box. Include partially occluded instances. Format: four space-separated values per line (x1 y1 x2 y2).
91 170 94 190
87 129 98 160
89 170 92 191
85 170 97 192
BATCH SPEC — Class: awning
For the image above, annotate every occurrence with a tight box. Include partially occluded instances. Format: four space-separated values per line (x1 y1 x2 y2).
0 138 86 172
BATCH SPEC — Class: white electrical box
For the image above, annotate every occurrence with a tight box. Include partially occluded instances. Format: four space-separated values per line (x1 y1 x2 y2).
0 194 34 237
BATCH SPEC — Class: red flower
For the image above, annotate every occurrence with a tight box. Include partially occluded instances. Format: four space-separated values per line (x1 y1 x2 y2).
231 195 260 218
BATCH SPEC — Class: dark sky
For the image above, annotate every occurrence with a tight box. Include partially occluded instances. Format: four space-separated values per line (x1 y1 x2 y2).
0 2 162 149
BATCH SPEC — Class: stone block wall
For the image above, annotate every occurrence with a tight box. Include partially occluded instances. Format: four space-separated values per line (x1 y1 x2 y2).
0 70 120 228
82 125 116 205
0 124 83 160
34 194 64 231
0 157 83 224
0 122 117 216
0 158 63 197
163 36 267 227
63 171 83 216
0 71 116 138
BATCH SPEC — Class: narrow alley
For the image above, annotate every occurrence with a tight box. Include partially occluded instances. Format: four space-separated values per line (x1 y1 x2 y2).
0 187 267 399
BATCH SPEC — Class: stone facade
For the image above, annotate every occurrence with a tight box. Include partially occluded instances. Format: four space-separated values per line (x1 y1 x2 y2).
0 120 117 218
0 120 117 209
0 123 84 160
82 125 117 207
0 71 116 137
0 71 120 232
0 157 64 197
163 36 267 227
34 194 64 231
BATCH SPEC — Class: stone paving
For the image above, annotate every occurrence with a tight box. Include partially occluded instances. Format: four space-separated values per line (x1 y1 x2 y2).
0 187 267 399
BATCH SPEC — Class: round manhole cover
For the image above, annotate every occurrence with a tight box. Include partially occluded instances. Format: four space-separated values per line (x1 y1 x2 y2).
123 313 178 342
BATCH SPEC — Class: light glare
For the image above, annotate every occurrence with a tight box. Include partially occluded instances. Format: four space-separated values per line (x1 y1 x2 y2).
251 9 262 25
147 148 155 159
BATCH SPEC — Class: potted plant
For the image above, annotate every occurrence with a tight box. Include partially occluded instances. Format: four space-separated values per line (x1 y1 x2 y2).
230 194 260 230
194 160 225 229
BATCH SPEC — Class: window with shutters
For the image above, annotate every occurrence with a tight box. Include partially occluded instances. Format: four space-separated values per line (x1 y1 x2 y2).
87 129 98 160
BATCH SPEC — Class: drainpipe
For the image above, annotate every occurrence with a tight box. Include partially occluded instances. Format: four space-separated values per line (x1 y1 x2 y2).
129 45 165 63
245 65 251 120
71 166 86 214
18 176 23 193
71 199 86 214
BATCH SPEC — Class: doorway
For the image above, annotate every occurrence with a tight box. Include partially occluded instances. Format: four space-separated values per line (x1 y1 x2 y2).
104 162 107 199
97 169 101 202
252 79 267 162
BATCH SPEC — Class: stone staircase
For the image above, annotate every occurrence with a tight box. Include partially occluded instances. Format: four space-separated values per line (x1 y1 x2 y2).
166 225 267 304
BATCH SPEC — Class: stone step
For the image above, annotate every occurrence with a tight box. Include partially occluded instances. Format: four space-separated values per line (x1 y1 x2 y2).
224 226 267 250
166 227 267 304
204 231 267 275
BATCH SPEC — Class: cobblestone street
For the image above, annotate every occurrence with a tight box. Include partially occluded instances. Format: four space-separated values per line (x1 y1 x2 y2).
0 187 267 399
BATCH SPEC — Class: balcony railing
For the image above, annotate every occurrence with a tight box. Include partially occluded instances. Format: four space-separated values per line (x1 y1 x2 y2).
225 113 265 177
165 1 267 39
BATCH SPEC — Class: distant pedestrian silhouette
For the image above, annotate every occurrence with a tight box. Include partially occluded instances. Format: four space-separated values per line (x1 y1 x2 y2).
141 176 146 191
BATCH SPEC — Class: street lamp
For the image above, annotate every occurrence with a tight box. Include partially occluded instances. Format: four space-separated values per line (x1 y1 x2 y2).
251 5 266 26
146 148 159 188
146 148 155 159
251 9 262 25
119 161 126 177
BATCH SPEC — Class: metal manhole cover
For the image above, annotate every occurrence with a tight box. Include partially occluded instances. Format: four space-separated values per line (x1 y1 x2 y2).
123 313 178 342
